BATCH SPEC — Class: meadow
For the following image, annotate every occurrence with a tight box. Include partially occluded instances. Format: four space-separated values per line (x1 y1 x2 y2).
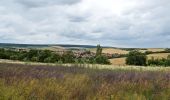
0 63 169 100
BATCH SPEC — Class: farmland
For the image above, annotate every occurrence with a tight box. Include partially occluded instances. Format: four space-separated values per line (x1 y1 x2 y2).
109 57 126 65
109 53 170 66
147 53 170 59
89 48 129 54
0 63 170 100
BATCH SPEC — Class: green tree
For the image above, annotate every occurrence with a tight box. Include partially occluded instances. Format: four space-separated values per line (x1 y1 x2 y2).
95 55 110 64
96 44 102 56
38 50 52 62
62 51 75 63
126 50 147 66
26 49 39 60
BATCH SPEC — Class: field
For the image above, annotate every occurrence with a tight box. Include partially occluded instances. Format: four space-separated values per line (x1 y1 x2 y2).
109 58 126 65
90 48 166 55
0 63 169 100
139 48 165 53
89 48 129 54
147 53 170 59
109 53 170 65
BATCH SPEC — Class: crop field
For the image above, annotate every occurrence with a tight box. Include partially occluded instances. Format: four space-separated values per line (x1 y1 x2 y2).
89 48 129 54
147 48 165 52
147 53 170 59
90 48 166 55
109 58 126 65
0 63 169 100
109 53 170 65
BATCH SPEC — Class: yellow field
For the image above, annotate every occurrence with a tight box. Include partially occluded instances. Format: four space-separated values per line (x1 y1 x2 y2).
91 48 165 55
147 53 170 59
90 48 129 54
109 58 126 65
109 53 170 65
147 48 165 52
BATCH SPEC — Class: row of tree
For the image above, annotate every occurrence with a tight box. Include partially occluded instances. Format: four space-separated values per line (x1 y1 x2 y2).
126 50 170 66
0 45 110 64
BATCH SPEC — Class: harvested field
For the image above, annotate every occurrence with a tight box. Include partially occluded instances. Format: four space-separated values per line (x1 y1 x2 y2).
90 48 129 54
109 58 126 65
147 53 170 59
147 48 165 52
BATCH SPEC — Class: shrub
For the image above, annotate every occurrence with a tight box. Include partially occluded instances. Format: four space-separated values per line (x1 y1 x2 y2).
145 51 153 55
148 55 170 66
62 51 75 63
95 55 110 64
126 50 147 66
38 50 52 62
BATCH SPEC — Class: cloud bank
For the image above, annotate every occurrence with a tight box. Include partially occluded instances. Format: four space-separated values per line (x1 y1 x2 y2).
0 0 170 47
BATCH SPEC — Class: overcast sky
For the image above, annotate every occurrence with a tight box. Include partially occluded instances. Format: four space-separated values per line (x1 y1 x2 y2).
0 0 170 47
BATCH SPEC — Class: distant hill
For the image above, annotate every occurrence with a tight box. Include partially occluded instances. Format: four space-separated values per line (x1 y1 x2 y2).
0 43 49 48
0 43 110 49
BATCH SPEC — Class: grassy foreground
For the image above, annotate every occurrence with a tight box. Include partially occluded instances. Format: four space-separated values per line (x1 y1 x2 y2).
0 63 170 100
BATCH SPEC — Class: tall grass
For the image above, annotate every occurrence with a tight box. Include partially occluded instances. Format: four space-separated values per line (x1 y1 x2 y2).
0 63 169 100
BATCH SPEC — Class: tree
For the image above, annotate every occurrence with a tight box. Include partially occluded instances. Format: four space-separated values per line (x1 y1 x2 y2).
95 55 110 64
26 49 39 60
38 50 52 62
126 50 147 66
94 44 110 64
62 51 75 63
96 44 102 56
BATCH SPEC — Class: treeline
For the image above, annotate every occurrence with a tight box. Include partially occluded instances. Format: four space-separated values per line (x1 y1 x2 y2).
126 50 170 66
0 46 110 64
145 48 170 55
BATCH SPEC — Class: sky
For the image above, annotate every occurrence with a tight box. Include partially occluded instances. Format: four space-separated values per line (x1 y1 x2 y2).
0 0 170 48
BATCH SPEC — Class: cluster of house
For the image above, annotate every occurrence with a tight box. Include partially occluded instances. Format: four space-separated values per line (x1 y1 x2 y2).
73 50 96 58
54 49 96 58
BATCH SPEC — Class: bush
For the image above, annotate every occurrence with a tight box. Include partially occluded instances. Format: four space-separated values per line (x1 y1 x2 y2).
148 55 170 66
145 51 153 55
38 50 52 62
126 50 147 66
95 55 110 64
62 51 75 63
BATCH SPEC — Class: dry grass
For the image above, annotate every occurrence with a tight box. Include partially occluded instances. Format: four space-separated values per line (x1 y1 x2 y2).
90 48 129 54
147 48 165 52
90 48 165 55
0 63 169 100
109 53 170 65
109 58 126 65
147 53 170 59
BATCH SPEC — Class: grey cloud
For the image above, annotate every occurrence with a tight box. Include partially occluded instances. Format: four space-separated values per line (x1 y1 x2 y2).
16 0 82 8
0 0 169 47
69 16 88 22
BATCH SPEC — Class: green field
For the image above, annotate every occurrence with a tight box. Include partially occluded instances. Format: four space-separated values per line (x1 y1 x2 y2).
0 63 169 100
